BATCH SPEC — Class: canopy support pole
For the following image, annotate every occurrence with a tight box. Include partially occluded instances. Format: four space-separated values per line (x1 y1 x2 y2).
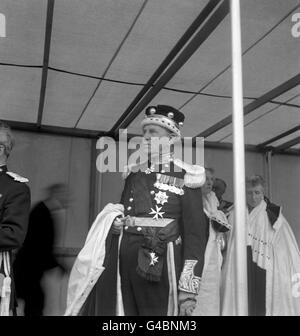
230 0 248 316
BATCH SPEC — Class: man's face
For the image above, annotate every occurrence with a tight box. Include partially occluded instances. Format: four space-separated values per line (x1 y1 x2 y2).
213 180 226 200
0 132 8 160
143 124 171 140
202 170 214 195
246 184 264 208
142 124 172 155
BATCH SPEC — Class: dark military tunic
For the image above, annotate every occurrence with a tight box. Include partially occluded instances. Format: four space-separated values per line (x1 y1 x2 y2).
0 165 31 312
80 159 208 316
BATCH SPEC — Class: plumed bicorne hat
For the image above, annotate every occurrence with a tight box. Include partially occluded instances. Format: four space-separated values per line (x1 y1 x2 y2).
141 105 185 137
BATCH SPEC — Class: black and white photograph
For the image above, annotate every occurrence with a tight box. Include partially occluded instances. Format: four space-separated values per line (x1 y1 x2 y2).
0 0 300 322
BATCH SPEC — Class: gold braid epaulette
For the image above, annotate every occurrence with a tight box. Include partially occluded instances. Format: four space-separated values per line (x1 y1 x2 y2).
6 172 29 183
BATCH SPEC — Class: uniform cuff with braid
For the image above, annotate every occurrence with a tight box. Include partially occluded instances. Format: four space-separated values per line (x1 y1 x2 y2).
178 260 201 294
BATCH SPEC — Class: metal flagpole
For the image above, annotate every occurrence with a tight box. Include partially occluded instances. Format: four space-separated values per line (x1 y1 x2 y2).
230 0 248 315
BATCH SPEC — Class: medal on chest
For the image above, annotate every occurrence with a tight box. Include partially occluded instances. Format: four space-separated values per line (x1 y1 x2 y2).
154 173 184 195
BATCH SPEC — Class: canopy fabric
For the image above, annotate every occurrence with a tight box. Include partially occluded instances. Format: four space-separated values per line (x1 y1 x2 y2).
0 0 299 150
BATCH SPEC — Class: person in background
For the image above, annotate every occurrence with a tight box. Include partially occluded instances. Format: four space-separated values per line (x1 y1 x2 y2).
192 168 231 316
0 121 31 316
213 178 233 214
221 175 300 316
14 183 69 316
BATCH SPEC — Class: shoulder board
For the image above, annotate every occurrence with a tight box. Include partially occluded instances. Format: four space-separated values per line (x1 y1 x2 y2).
6 172 29 183
173 158 205 188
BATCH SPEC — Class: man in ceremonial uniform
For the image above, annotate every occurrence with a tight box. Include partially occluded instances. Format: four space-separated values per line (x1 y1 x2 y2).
65 105 208 316
0 121 31 315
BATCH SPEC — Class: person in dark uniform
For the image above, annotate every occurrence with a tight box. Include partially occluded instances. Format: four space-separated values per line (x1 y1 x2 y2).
213 178 233 214
14 183 68 316
67 105 208 316
0 121 31 316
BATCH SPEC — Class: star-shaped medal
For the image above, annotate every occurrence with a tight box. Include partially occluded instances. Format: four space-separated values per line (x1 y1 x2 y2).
149 252 159 266
154 191 169 205
149 205 165 220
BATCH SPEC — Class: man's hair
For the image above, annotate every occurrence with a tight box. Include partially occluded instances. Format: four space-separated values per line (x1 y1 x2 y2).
246 175 265 188
214 177 227 189
0 121 15 157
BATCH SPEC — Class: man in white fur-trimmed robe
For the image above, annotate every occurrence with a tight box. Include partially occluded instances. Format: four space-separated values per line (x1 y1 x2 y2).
221 175 300 316
65 105 208 316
